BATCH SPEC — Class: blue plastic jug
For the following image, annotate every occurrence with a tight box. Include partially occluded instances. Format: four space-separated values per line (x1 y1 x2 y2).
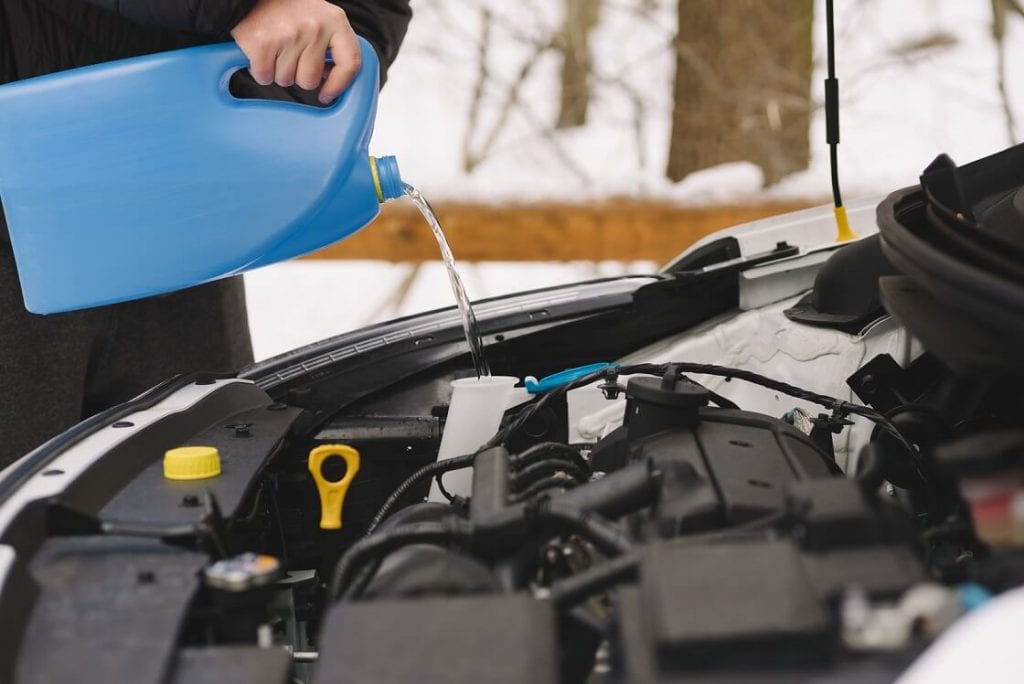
0 37 403 314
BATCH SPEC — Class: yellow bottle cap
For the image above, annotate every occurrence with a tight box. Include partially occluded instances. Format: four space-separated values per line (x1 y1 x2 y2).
163 446 222 481
308 444 361 530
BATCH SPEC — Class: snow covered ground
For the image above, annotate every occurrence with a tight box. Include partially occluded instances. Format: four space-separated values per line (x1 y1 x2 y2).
246 0 1024 360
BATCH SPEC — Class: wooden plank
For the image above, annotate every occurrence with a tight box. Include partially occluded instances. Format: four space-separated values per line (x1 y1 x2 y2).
301 200 817 262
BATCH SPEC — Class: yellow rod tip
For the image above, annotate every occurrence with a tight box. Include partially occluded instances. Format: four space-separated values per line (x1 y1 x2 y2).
834 205 857 242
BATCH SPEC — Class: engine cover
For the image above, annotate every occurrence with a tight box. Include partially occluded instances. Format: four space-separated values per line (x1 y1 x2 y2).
590 375 841 536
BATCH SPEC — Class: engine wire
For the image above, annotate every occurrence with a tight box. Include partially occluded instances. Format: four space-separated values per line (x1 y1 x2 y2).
512 459 589 489
489 363 919 477
367 443 592 535
365 453 476 535
511 475 579 503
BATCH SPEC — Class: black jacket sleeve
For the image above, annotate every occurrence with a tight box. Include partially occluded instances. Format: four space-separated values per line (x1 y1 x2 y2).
333 0 412 72
81 0 259 36
80 1 413 72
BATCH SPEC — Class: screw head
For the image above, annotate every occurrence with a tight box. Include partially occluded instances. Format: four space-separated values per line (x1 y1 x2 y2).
226 423 253 438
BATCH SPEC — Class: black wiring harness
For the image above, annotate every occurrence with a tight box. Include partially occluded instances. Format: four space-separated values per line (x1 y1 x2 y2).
330 495 636 600
367 441 593 535
488 363 918 466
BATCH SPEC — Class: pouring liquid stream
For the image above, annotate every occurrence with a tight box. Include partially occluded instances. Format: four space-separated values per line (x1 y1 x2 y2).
403 183 491 378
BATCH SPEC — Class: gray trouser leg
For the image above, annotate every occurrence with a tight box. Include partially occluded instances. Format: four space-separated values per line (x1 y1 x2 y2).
0 239 253 469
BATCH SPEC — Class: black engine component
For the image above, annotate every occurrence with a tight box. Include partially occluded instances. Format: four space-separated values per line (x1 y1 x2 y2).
847 353 946 414
785 233 900 333
625 541 836 671
362 502 501 599
315 594 560 684
936 428 1024 477
98 403 302 533
615 475 924 679
168 647 291 684
591 372 841 537
616 536 925 678
16 537 209 684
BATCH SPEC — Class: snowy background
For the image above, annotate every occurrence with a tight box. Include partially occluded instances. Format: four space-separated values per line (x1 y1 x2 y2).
246 0 1024 360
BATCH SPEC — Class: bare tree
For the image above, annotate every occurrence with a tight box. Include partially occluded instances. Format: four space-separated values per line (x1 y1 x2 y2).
665 0 815 186
991 0 1024 144
459 2 591 181
461 6 556 173
456 0 818 188
556 0 601 129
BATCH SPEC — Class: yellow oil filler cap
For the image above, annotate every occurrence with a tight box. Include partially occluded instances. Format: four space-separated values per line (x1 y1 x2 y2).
163 446 222 480
308 444 360 530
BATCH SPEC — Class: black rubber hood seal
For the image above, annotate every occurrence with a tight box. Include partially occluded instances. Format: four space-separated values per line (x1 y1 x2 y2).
877 143 1024 373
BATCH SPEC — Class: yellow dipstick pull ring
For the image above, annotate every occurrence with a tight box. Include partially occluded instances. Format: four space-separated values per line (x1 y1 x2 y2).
308 444 360 530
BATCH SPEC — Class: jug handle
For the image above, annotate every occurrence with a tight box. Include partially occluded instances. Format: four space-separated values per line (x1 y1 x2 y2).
202 36 380 118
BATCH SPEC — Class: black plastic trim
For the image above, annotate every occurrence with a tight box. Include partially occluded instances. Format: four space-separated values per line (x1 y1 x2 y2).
0 372 236 508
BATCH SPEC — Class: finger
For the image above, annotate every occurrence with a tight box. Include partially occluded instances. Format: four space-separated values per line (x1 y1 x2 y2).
274 43 303 88
295 38 329 91
319 29 361 104
246 40 277 86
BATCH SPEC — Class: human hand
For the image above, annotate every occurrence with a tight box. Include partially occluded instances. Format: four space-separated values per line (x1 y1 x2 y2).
230 0 361 104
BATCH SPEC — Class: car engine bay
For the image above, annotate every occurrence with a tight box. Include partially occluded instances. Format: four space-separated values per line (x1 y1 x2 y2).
3 144 1024 682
